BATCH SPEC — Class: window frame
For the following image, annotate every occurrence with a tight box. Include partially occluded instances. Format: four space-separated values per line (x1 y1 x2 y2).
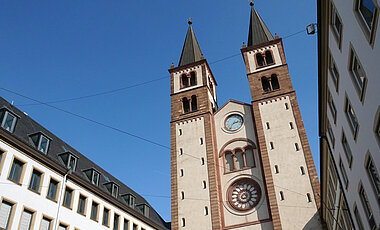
136 204 150 217
223 146 256 174
0 198 16 230
339 159 349 189
365 153 380 206
62 186 74 209
344 97 359 139
0 109 18 133
40 215 53 230
327 90 337 124
77 194 87 216
329 51 340 91
354 0 379 45
358 184 376 229
83 168 101 186
90 201 99 222
58 152 78 171
102 207 110 227
0 148 7 177
348 46 367 101
7 157 26 185
331 2 343 49
18 206 36 230
28 167 44 194
46 177 60 202
341 131 353 168
113 213 120 230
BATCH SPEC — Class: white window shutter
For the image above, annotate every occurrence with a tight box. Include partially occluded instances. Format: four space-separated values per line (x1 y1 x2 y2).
40 218 51 230
0 202 12 229
19 210 33 230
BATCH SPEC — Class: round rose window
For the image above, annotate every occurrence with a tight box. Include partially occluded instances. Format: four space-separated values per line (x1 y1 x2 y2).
227 178 262 211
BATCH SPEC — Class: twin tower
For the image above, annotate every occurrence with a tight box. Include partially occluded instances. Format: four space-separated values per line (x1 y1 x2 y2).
169 4 322 230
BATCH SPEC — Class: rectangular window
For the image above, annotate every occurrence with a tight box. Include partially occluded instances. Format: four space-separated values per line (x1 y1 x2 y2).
90 201 99 221
327 122 335 148
349 48 367 100
28 169 42 193
354 206 365 230
328 91 337 122
113 214 120 230
133 224 138 230
102 208 110 226
77 195 87 215
355 0 379 44
1 111 17 133
47 178 59 201
19 209 34 230
339 160 349 187
8 158 24 183
123 219 129 230
62 187 73 208
359 186 376 229
342 132 353 166
0 201 13 229
366 156 380 204
331 4 343 47
38 135 50 154
58 223 68 230
40 217 52 230
329 54 339 88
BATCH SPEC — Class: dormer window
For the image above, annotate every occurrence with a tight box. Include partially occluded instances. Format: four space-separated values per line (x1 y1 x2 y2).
104 182 119 198
0 109 17 133
83 168 100 186
121 194 136 208
30 133 50 154
136 204 150 217
59 152 78 171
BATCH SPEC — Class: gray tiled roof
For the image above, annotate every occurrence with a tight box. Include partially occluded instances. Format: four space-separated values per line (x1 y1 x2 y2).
178 22 203 67
248 4 274 47
0 96 170 229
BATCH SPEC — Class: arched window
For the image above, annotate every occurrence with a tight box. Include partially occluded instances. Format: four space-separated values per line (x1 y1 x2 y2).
181 74 189 88
191 95 197 111
225 152 234 171
190 72 196 86
235 149 244 170
265 51 274 65
271 74 280 90
202 181 207 189
181 218 185 227
181 191 184 200
180 169 184 177
280 191 284 200
204 206 209 216
182 97 190 113
274 165 279 174
300 166 305 175
245 148 255 168
256 53 265 67
261 77 271 92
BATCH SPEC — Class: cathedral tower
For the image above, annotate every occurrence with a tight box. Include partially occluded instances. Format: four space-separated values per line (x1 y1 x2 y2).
169 20 221 230
170 4 322 230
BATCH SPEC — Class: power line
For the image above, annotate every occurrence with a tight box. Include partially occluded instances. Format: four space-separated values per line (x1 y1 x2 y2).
15 26 311 107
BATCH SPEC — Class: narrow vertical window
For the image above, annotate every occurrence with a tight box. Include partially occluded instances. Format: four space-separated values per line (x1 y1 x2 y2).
204 206 208 216
182 97 190 113
63 187 73 208
102 207 110 226
181 191 184 200
190 72 196 86
201 157 205 165
261 77 271 92
331 5 343 44
327 122 335 147
285 103 289 110
359 186 376 229
266 122 270 129
300 166 305 175
345 98 359 135
306 193 312 202
271 74 280 90
179 148 183 155
180 169 184 177
328 91 337 121
295 143 300 151
225 152 234 171
19 209 34 230
113 214 120 230
289 122 294 129
279 191 284 200
0 201 13 229
256 53 265 66
90 201 99 221
340 160 349 187
123 219 129 230
200 138 203 145
270 142 274 150
329 54 339 88
245 148 255 168
265 51 274 65
47 178 59 201
366 156 380 204
342 132 353 165
179 129 182 136
235 149 244 169
355 0 378 33
77 195 87 215
181 74 189 88
40 217 52 230
133 224 138 230
8 158 24 183
354 206 365 230
202 181 207 189
181 218 185 227
1 110 17 133
274 165 279 174
191 95 197 111
29 169 43 193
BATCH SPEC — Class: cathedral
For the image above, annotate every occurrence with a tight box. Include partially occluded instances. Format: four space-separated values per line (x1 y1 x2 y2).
169 3 322 230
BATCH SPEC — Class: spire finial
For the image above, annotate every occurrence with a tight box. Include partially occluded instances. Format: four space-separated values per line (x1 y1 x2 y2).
187 18 192 25
249 0 254 6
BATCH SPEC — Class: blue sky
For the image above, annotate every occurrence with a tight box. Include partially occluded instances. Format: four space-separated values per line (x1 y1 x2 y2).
0 0 318 222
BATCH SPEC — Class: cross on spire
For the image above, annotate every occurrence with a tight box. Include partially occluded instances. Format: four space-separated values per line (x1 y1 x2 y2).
249 0 254 6
187 17 193 24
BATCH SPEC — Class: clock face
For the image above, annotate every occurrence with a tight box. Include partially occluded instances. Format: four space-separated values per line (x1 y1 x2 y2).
227 178 261 211
225 114 243 131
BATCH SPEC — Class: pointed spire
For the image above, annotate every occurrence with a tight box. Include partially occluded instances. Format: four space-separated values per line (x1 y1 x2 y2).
247 2 274 47
178 19 203 67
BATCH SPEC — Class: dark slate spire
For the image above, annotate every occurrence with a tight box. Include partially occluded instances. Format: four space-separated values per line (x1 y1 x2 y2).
248 2 274 47
178 20 203 67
